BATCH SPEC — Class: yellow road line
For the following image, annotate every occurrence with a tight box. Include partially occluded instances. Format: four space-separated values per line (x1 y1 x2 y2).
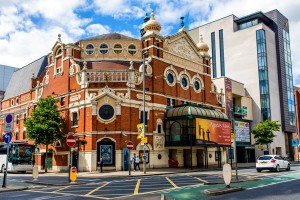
193 177 209 183
165 177 179 188
134 179 141 195
52 185 72 192
27 190 107 199
85 182 110 196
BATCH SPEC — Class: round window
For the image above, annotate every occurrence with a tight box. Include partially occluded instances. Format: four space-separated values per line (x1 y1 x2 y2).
194 81 200 91
114 44 122 54
167 73 174 84
181 77 188 88
86 44 94 55
128 44 137 55
99 105 115 120
99 44 108 54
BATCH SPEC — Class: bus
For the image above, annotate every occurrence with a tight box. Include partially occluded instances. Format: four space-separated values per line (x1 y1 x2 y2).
0 142 35 173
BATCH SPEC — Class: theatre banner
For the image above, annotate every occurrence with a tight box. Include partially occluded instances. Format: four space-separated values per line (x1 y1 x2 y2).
196 118 231 145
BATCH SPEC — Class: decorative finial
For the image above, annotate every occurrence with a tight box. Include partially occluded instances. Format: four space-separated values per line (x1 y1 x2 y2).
150 10 155 19
129 60 134 70
144 13 150 22
83 61 87 70
180 16 185 28
58 34 61 42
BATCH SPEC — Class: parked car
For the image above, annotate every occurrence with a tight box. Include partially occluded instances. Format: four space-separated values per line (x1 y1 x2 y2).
256 155 290 172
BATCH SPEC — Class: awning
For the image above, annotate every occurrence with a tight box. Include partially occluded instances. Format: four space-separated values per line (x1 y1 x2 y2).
166 105 229 120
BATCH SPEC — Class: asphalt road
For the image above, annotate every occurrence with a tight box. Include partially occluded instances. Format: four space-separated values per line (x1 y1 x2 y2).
1 164 300 200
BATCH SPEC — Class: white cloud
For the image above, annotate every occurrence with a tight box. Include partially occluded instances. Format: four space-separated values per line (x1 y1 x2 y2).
86 24 111 36
93 0 144 19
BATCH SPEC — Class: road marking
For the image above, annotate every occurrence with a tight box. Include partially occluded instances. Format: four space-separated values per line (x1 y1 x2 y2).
85 182 110 196
27 190 107 199
192 176 208 183
52 185 72 192
166 177 179 188
134 179 141 195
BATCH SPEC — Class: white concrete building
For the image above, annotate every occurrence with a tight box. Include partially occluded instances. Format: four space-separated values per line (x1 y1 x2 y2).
189 10 296 159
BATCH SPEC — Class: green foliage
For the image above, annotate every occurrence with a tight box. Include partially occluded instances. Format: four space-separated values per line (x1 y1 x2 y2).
25 96 65 146
251 120 280 145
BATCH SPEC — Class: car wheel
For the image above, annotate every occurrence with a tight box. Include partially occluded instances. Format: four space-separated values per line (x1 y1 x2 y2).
256 169 262 172
275 165 280 172
286 164 290 171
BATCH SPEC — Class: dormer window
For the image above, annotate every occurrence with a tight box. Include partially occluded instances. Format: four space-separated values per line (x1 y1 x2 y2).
86 44 94 55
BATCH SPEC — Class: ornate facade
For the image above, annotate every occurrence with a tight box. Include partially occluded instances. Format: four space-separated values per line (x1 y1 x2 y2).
0 12 229 171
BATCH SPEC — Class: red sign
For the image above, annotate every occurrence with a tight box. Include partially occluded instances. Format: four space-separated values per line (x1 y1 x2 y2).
66 134 76 147
126 141 134 150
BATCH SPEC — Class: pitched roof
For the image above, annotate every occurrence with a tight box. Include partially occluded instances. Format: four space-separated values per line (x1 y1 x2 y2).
3 56 48 100
80 32 138 41
0 65 17 91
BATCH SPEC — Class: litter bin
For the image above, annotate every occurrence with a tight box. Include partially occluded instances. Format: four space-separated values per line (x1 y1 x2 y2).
168 159 179 168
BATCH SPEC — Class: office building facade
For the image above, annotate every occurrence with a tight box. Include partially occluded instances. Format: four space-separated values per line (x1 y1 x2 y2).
189 9 295 159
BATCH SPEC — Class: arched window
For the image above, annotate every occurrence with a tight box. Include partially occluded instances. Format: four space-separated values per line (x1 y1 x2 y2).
170 122 181 141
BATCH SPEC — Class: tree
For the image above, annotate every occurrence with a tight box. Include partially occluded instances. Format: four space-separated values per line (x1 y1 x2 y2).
25 96 65 172
251 120 281 146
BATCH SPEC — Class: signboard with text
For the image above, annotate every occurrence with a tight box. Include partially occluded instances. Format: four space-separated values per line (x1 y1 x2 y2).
196 118 231 145
234 121 250 143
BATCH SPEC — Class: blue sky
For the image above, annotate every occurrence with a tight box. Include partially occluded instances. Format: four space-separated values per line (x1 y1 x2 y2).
0 0 300 85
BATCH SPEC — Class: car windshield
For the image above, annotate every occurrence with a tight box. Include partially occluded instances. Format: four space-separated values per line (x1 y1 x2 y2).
258 156 273 160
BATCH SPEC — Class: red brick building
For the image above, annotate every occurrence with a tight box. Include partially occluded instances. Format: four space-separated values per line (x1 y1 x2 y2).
0 12 230 171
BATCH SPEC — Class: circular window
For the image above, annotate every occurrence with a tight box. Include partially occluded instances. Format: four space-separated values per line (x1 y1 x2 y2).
181 77 188 88
86 44 94 55
114 44 123 54
167 73 174 84
194 81 200 91
99 43 108 54
128 44 137 55
99 105 115 120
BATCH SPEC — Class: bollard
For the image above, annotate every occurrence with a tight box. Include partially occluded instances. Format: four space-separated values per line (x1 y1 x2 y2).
70 167 77 183
32 166 39 181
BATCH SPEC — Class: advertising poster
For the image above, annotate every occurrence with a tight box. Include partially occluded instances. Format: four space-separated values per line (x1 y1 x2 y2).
196 118 231 145
224 78 232 118
100 145 113 164
234 121 250 143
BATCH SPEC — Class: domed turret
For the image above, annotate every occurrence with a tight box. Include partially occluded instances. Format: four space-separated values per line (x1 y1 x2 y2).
197 35 210 59
197 35 209 52
143 11 162 38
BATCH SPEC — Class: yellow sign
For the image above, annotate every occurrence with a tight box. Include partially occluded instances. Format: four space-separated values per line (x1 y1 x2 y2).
137 123 144 139
141 137 148 144
231 132 234 139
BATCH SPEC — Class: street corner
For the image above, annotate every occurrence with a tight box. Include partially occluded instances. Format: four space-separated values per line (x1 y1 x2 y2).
0 186 28 193
202 186 243 196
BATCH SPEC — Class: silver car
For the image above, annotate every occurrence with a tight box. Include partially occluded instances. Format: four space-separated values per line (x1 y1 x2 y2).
256 155 290 172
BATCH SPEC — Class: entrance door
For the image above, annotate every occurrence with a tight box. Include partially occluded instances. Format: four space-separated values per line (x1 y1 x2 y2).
183 149 191 167
197 149 204 167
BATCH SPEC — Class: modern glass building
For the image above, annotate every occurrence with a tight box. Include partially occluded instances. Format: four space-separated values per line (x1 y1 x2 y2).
189 9 296 160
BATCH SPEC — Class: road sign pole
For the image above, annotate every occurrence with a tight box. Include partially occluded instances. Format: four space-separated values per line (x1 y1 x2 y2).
2 144 9 188
128 150 131 176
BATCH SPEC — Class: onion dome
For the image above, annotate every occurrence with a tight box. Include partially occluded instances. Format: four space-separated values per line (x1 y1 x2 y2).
197 35 209 52
143 11 162 36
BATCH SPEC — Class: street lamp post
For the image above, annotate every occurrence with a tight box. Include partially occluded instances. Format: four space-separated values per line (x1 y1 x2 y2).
142 51 148 174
